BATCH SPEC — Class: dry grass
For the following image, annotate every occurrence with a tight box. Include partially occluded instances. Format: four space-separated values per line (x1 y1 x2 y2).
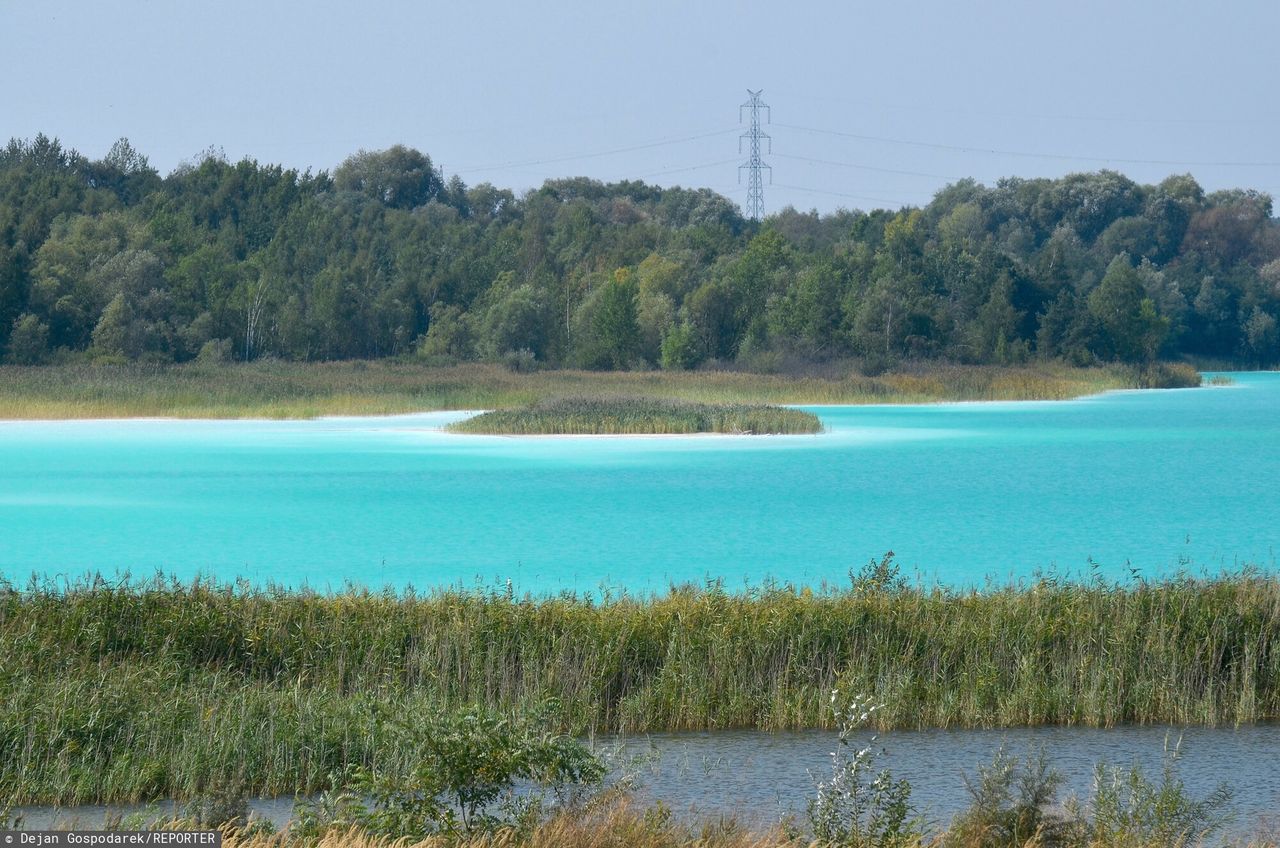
210 798 1277 848
0 360 1169 420
229 802 792 848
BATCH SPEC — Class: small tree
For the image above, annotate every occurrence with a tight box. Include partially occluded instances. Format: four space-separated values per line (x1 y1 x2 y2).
1243 306 1278 366
91 293 139 360
416 302 473 362
659 322 699 370
482 285 551 362
1088 254 1169 364
808 691 916 847
947 748 1074 848
295 704 604 840
1083 742 1233 848
7 314 49 364
589 269 641 369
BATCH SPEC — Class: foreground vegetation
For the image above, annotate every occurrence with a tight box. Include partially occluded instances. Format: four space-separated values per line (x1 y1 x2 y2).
5 697 1245 847
447 396 822 435
1 562 1277 804
0 359 1198 418
17 790 1259 848
214 806 1271 848
6 694 1244 847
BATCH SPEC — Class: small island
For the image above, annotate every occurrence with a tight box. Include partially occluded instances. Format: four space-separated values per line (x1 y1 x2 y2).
447 395 822 435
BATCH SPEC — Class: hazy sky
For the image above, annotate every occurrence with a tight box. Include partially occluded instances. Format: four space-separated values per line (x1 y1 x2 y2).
5 0 1278 215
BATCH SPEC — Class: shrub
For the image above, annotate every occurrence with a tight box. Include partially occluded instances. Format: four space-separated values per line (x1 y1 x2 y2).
196 338 233 364
7 314 49 365
501 347 538 373
1081 740 1233 848
807 691 917 847
849 552 907 595
292 704 605 840
1137 361 1201 388
946 747 1075 848
179 781 249 830
660 322 700 371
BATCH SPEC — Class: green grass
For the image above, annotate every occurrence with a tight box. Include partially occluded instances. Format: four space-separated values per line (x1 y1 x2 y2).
1 569 1278 804
447 396 822 435
0 360 1194 419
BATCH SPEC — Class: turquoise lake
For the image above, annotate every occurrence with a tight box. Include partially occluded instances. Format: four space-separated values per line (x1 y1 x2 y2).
1 372 1276 593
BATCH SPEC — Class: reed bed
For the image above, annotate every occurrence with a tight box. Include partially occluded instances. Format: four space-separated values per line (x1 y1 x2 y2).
1 571 1278 804
447 396 822 435
0 360 1178 419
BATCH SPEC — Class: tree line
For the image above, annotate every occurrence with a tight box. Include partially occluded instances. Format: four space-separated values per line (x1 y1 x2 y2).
2 133 1277 370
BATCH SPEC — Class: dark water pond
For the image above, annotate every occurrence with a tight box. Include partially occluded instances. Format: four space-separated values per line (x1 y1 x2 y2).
17 725 1280 835
603 725 1280 832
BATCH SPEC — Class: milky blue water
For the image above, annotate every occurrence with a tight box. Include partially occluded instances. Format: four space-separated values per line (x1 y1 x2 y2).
1 373 1276 592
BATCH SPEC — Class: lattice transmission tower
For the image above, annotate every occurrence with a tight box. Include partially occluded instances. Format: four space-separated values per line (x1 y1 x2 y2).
739 90 771 221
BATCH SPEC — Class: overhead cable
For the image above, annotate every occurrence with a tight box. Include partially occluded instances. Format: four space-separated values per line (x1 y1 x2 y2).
775 122 1280 168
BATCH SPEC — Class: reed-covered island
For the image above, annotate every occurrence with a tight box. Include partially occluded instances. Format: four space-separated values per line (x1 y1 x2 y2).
447 395 822 435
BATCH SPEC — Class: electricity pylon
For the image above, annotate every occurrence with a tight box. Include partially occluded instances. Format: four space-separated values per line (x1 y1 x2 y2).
739 90 771 221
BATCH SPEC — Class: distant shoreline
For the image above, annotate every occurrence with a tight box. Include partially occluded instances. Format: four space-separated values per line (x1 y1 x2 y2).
0 359 1201 420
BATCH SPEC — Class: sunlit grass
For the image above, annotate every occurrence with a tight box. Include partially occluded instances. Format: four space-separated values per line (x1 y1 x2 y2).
234 801 791 848
0 360 1188 420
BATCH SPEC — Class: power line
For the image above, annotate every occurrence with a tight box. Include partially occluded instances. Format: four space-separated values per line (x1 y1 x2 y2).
772 152 961 181
775 122 1280 168
637 157 742 179
452 127 739 174
769 89 1277 127
772 183 915 207
739 90 771 221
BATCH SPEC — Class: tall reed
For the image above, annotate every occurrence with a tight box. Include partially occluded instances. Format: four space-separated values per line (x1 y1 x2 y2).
1 570 1277 804
447 396 821 435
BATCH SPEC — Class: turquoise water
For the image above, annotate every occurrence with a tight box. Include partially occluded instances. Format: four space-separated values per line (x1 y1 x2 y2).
1 373 1276 592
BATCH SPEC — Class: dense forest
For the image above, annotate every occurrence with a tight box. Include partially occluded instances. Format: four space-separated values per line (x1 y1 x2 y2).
2 134 1278 370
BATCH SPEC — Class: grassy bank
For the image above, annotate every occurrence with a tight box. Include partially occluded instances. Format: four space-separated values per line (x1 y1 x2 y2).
1 569 1277 804
20 802 1271 848
226 819 1277 848
447 396 822 435
0 360 1198 419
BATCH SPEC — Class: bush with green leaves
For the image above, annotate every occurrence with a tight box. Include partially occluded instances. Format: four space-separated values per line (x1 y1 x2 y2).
1082 740 1234 848
946 747 1077 848
946 739 1235 848
291 703 605 840
178 781 249 830
807 692 917 847
848 552 908 595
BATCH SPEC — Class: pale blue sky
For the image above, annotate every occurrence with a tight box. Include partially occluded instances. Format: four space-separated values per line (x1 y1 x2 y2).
4 0 1278 214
